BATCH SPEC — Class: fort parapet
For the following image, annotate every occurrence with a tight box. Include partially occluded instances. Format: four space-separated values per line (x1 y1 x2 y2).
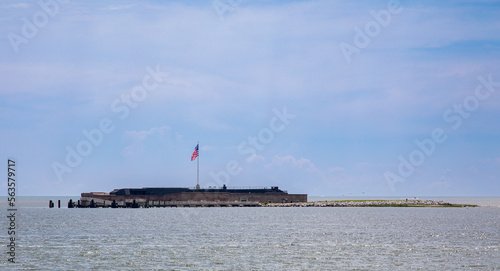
80 186 307 206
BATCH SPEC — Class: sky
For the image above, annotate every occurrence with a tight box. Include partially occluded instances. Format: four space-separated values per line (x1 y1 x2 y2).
1 0 499 197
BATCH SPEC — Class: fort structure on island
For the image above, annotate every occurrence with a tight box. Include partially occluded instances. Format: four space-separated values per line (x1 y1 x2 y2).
75 143 307 208
78 185 308 208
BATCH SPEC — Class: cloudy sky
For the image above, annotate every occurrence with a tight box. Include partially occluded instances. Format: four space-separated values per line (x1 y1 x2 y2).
1 0 499 197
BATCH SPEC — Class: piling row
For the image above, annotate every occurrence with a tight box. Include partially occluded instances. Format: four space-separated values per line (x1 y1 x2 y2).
63 199 260 208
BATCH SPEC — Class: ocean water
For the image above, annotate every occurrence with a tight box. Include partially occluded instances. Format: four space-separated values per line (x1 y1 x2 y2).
1 197 499 270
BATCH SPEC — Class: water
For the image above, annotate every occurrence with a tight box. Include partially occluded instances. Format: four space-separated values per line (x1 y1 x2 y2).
1 197 499 270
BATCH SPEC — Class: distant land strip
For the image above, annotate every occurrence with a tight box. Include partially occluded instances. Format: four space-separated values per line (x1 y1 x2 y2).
262 199 478 208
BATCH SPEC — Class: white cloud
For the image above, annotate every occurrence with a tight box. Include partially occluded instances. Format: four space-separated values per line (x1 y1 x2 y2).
6 3 29 8
247 154 265 163
121 126 174 158
426 178 452 190
123 126 172 141
268 155 318 173
107 4 135 11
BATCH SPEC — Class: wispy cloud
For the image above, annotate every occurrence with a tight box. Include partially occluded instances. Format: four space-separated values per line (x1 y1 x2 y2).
121 126 175 158
5 3 30 9
268 155 319 173
107 4 136 11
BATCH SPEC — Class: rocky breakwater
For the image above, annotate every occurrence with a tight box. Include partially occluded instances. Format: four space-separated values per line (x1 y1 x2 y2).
261 199 477 207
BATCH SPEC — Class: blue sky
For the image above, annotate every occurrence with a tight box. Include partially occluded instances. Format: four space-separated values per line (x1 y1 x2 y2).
1 0 499 196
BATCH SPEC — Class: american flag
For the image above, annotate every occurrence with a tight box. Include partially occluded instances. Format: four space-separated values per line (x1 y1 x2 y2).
191 144 199 161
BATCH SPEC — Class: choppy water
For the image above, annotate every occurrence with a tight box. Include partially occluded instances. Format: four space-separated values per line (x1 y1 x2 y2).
1 197 499 270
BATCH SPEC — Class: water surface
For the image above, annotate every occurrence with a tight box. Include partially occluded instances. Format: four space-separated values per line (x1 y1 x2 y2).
1 197 499 270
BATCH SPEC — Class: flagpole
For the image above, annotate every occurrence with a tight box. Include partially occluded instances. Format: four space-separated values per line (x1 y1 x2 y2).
197 141 199 189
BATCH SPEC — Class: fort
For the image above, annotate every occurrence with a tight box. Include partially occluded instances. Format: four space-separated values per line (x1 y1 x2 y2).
73 185 308 208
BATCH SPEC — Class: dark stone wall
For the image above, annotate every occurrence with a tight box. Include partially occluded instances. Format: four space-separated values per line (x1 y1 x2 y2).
81 192 307 203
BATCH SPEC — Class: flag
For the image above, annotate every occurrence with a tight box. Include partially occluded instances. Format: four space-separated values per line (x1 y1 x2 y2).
191 144 199 161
